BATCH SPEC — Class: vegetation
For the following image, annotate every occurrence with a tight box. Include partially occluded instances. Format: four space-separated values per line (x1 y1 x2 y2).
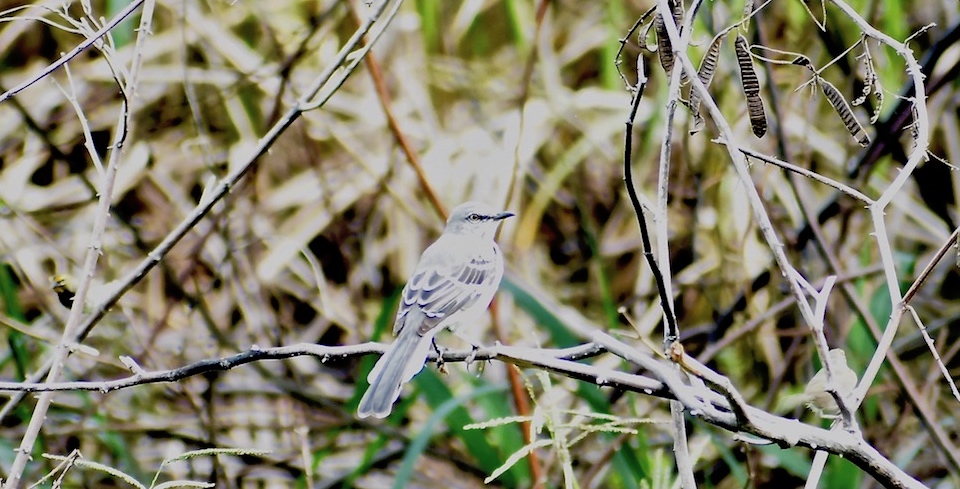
0 0 958 487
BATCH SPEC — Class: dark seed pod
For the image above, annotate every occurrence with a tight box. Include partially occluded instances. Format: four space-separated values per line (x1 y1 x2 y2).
851 64 874 106
669 0 689 84
792 55 814 70
856 47 883 124
654 14 676 78
818 77 870 146
909 105 919 144
871 81 884 124
670 0 684 31
734 34 766 138
690 33 724 134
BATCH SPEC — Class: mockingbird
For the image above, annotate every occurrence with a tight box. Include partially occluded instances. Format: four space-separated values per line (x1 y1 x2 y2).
357 201 513 419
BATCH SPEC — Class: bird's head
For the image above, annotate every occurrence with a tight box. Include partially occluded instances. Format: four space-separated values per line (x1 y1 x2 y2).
444 201 514 239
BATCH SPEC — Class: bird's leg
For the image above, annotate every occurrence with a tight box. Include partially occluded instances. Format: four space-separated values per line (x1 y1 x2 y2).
466 343 492 376
432 338 448 374
465 344 480 366
450 328 487 373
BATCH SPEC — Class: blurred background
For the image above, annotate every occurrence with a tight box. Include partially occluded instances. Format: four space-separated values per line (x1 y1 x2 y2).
0 0 958 487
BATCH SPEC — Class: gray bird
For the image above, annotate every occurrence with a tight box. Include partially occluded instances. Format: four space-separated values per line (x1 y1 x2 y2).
357 201 514 419
801 348 858 417
777 348 859 418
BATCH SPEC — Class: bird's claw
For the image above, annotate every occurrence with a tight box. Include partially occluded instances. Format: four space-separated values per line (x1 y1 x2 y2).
466 345 489 376
465 345 479 365
432 339 447 374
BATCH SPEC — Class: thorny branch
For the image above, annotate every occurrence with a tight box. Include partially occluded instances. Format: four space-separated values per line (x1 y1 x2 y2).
0 337 925 489
4 1 156 486
0 0 404 421
0 2 405 485
616 0 940 486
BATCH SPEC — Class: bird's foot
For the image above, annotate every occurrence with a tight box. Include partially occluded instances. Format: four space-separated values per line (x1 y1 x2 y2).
432 339 448 374
465 344 479 365
465 344 489 376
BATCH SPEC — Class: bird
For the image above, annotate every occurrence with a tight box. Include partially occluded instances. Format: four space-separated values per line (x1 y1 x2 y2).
777 348 858 418
357 201 514 419
801 348 858 417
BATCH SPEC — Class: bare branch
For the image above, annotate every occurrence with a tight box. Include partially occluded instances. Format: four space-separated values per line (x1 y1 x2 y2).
0 0 146 104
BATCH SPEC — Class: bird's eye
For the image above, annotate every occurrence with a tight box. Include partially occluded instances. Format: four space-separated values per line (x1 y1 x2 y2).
467 213 482 222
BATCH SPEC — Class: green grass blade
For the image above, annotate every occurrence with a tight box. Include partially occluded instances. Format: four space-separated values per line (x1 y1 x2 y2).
405 374 515 486
501 274 580 347
0 263 28 381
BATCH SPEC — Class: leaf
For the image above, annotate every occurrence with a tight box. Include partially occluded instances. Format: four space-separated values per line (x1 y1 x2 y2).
44 455 145 489
152 481 216 489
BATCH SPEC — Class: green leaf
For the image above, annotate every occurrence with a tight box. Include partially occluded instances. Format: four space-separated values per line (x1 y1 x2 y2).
395 381 511 488
44 454 146 489
0 263 28 381
758 443 811 478
415 0 441 53
501 275 580 347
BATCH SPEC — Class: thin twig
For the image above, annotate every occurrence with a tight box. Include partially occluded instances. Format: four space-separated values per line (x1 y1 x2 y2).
348 1 446 221
672 343 752 425
734 146 874 204
0 0 146 104
652 2 706 487
0 0 404 427
0 342 606 393
4 1 156 486
797 2 934 486
831 0 930 421
0 334 929 488
902 227 960 305
671 0 839 416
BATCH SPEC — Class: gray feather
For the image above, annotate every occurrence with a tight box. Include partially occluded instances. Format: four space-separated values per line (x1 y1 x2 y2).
357 310 433 419
356 202 511 419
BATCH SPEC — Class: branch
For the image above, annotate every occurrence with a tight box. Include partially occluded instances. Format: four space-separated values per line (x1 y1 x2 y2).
0 0 146 104
0 0 405 424
0 339 925 488
0 343 608 393
733 146 875 205
4 1 156 486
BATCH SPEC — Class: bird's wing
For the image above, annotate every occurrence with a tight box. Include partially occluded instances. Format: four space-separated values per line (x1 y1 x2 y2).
394 241 503 337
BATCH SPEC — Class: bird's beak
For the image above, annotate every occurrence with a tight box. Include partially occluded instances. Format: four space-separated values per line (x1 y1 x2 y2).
494 212 515 220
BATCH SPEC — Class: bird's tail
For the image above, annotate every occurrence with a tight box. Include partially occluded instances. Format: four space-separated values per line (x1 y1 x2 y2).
357 319 432 419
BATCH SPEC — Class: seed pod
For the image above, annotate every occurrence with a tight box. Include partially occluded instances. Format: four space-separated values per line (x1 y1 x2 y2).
669 0 689 84
690 33 724 134
818 77 870 146
851 64 874 106
734 34 766 138
854 49 883 124
792 55 814 70
871 80 884 124
638 15 657 52
909 105 919 144
742 0 755 30
654 14 675 78
670 0 684 31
